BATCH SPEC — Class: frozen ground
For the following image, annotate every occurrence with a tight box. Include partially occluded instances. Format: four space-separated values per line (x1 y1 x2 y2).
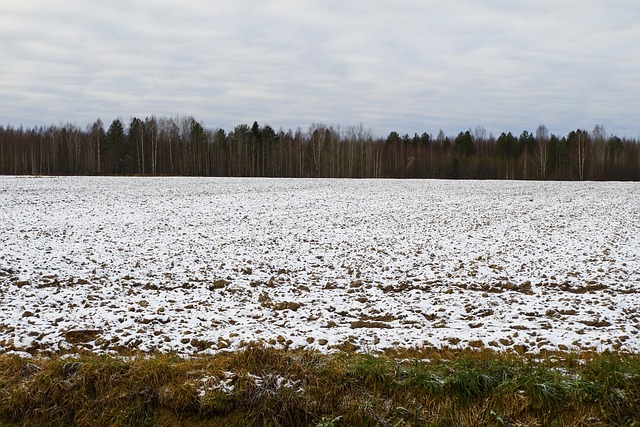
1 176 639 356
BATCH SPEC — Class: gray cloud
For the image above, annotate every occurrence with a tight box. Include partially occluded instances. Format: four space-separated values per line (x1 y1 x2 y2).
1 0 639 137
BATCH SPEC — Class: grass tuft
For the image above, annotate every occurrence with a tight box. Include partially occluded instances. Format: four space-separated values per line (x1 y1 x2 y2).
0 348 639 426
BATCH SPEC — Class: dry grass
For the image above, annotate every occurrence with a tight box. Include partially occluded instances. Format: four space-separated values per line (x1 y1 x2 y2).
0 346 639 426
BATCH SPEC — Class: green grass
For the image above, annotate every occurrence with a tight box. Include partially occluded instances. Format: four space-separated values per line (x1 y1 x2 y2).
1 346 640 426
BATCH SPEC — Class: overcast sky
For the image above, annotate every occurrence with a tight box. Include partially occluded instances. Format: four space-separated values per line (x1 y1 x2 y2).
1 1 639 138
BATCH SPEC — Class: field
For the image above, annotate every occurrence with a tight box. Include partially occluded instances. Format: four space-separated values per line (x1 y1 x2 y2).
1 176 639 356
2 176 640 426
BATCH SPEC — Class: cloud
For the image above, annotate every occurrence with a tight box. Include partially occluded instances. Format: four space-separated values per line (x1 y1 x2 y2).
1 0 639 137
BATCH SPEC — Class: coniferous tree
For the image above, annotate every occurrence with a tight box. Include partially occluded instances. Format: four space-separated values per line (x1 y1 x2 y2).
105 119 126 174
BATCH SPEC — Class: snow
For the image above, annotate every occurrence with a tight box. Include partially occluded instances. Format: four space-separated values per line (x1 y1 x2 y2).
0 176 639 355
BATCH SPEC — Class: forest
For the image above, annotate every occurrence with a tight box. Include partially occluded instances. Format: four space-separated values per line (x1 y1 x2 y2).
1 116 639 180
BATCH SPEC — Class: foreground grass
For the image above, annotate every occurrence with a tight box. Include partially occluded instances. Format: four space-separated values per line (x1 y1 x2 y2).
1 346 639 426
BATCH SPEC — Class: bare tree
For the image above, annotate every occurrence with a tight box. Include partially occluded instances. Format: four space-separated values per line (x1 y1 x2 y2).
145 116 158 175
86 120 104 174
591 125 607 178
535 124 549 179
568 129 591 180
474 125 487 156
129 117 145 175
307 123 327 177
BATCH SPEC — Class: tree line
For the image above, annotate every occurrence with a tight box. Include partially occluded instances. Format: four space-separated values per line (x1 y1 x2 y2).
1 116 638 180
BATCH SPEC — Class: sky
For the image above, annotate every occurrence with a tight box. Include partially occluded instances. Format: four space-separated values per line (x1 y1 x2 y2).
1 0 639 138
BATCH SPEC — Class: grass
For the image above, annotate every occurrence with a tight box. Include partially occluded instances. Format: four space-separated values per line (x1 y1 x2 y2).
0 346 639 426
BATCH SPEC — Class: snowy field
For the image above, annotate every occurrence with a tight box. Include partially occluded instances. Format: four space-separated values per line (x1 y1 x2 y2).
1 176 639 356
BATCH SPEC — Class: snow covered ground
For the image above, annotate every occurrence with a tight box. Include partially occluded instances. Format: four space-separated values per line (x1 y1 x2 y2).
1 176 639 356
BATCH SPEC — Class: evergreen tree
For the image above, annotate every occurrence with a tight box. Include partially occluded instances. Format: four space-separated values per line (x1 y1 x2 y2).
105 119 126 174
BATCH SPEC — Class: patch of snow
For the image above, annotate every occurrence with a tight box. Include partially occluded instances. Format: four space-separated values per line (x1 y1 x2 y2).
0 177 639 355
